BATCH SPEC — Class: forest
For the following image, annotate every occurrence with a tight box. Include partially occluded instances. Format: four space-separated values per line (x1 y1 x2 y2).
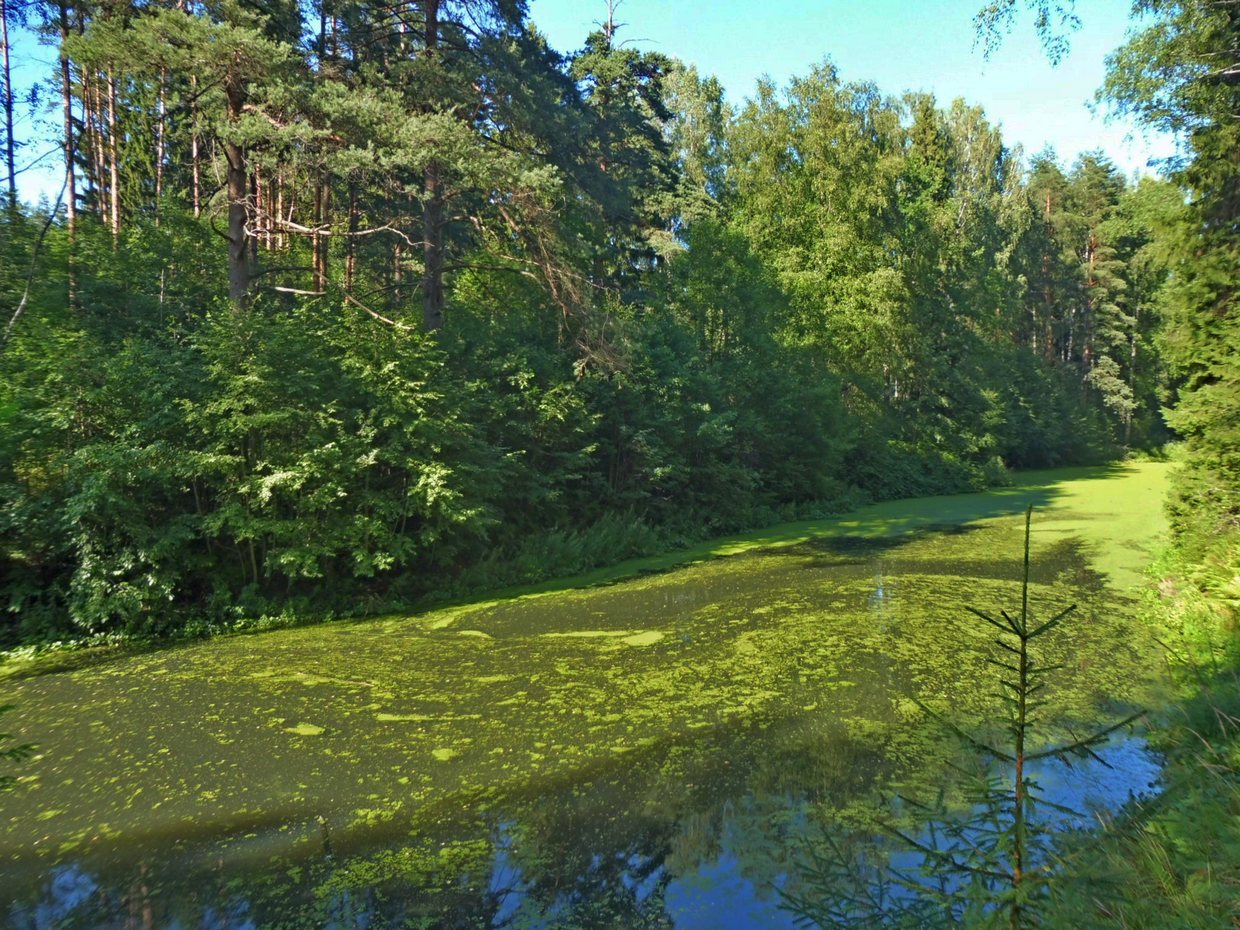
0 0 1238 925
1 0 1228 648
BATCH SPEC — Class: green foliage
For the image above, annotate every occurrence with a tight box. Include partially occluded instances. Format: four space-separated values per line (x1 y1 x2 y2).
442 510 664 597
974 0 1082 64
0 0 1175 647
0 226 499 641
1103 0 1240 556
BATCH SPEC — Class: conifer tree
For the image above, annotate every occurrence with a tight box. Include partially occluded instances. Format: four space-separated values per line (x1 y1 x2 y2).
1105 0 1240 550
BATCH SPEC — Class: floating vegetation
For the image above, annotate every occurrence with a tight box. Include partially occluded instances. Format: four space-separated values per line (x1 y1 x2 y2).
622 631 665 647
285 723 326 737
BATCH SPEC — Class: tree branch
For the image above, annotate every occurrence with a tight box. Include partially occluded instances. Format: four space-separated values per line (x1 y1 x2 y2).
3 173 67 349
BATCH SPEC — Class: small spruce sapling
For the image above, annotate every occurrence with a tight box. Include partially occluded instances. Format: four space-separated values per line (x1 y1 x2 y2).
783 506 1144 929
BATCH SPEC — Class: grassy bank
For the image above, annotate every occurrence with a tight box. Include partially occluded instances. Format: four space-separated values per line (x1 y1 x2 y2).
1045 534 1240 928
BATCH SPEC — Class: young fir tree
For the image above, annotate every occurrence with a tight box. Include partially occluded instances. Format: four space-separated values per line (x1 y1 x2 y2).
782 507 1143 930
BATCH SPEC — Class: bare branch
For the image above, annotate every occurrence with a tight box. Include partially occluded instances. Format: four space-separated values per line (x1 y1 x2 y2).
343 289 413 330
3 174 67 349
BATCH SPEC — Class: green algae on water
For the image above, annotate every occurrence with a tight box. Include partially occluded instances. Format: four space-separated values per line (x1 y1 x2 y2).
285 723 325 736
0 464 1172 923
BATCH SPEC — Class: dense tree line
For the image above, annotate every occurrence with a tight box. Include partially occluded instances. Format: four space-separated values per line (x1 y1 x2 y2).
0 0 1180 645
1105 0 1240 572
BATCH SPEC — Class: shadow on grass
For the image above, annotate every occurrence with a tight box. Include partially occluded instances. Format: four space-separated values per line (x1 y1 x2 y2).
450 464 1126 608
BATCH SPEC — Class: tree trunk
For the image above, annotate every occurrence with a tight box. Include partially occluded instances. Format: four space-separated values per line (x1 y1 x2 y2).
155 69 165 222
312 168 329 290
0 0 15 210
224 77 250 307
275 170 284 249
421 0 444 331
255 163 264 249
90 72 106 217
1042 191 1054 363
319 176 330 286
422 162 444 330
190 76 201 217
107 69 120 240
345 180 358 289
1126 304 1139 445
78 67 91 202
58 0 76 305
248 168 258 268
393 239 402 303
318 0 327 61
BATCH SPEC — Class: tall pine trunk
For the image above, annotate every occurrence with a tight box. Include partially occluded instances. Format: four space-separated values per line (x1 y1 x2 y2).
345 180 357 289
422 161 444 330
247 169 258 268
190 76 200 217
155 69 165 222
421 0 444 331
0 0 15 209
1042 191 1055 363
86 71 104 216
107 69 119 240
58 0 76 305
274 170 283 249
313 168 329 291
224 76 250 306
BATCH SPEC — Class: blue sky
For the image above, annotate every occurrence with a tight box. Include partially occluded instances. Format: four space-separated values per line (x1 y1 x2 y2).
529 0 1176 176
8 0 1175 203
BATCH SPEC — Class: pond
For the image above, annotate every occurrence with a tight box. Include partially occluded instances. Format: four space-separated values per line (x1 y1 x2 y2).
0 463 1171 928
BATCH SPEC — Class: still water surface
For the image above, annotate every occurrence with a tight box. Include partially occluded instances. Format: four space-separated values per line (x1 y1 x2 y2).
0 464 1170 928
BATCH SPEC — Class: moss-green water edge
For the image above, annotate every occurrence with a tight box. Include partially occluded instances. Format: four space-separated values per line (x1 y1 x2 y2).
0 462 1163 685
1038 535 1240 928
373 461 1168 635
0 468 1170 843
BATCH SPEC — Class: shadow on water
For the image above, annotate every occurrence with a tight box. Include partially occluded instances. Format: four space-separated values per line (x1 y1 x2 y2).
776 532 1109 612
383 464 1121 618
786 523 990 572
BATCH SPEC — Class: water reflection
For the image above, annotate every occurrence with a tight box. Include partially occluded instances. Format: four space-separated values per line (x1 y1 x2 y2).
6 733 1160 929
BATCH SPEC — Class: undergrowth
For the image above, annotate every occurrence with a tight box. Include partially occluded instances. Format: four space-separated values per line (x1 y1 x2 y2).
1042 533 1240 928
